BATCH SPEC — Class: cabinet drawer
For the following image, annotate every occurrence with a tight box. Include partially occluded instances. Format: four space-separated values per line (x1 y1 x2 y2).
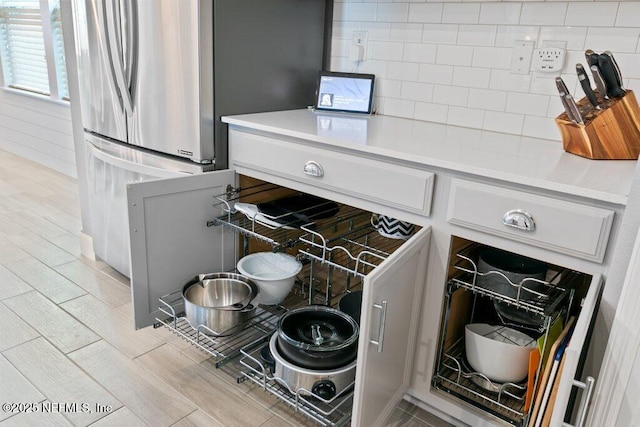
230 130 435 216
446 179 615 262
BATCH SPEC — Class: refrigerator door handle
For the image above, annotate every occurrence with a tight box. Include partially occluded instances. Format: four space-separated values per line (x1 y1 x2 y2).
121 0 137 94
105 0 133 116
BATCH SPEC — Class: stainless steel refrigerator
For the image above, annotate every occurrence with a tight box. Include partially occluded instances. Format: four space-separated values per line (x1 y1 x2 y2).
71 0 330 276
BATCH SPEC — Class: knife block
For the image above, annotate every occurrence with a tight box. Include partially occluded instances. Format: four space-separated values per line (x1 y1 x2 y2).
555 90 640 160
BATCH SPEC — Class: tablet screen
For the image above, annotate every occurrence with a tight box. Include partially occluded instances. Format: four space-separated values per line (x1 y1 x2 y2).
315 71 375 114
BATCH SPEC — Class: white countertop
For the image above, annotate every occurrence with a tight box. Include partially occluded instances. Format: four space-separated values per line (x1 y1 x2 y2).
223 109 638 205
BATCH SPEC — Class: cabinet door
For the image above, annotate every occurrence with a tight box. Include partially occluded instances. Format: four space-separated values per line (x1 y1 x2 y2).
351 227 431 426
549 274 603 426
127 170 236 329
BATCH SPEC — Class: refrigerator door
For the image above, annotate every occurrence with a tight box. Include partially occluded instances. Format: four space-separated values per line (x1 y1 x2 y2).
85 134 207 277
128 0 212 162
73 0 127 142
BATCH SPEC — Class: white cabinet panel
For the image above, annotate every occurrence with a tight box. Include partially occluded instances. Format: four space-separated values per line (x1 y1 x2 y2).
352 227 431 426
230 130 435 217
447 179 615 262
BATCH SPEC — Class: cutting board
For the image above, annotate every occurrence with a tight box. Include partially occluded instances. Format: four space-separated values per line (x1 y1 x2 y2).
528 316 575 427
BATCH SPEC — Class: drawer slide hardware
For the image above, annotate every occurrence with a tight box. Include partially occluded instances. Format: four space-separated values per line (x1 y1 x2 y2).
502 209 536 232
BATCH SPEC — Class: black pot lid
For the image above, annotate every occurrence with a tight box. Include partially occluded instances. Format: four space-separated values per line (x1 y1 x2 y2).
278 305 358 352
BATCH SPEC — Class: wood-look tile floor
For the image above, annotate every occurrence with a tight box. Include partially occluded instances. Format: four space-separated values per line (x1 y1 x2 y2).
0 149 453 427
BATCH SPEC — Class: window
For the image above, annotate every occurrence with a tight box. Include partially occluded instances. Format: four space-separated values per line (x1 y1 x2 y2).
0 0 68 100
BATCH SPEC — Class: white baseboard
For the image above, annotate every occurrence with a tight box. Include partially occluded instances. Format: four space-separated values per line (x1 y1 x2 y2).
79 231 95 260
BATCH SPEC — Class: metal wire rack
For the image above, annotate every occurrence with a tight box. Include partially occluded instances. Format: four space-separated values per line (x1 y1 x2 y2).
155 290 286 368
238 337 354 427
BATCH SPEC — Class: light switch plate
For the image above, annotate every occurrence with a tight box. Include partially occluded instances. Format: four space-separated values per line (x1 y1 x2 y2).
532 47 566 73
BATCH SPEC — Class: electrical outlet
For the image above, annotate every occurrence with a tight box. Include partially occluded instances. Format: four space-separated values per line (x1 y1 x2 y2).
351 30 368 62
511 40 534 75
532 47 566 73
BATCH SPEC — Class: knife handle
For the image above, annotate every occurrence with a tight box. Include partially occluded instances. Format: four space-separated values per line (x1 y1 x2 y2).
590 65 609 100
576 64 599 109
565 94 584 125
598 54 625 98
604 50 625 91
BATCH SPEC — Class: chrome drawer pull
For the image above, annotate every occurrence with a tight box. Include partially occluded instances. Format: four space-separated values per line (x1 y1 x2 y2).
369 300 388 353
502 209 536 232
303 161 324 178
562 376 595 427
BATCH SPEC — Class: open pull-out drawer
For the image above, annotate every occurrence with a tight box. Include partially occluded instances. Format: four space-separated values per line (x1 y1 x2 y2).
431 237 602 427
126 169 431 427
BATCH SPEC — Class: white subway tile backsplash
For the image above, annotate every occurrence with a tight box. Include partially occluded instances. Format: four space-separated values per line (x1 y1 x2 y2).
383 98 415 118
457 25 497 47
483 111 525 135
442 3 481 25
615 53 640 79
400 81 434 102
423 24 459 45
332 21 362 39
489 69 532 93
495 26 540 48
375 78 402 98
479 3 522 26
418 63 454 84
506 92 551 116
390 23 424 43
378 4 409 23
467 88 507 111
433 85 470 107
452 66 491 88
616 3 640 28
403 43 437 63
520 3 567 26
370 41 405 61
447 106 485 128
388 61 420 81
585 27 640 54
345 3 377 22
472 47 512 70
414 102 448 123
436 45 474 66
331 1 639 141
408 3 443 24
362 22 392 41
565 3 618 27
539 26 587 51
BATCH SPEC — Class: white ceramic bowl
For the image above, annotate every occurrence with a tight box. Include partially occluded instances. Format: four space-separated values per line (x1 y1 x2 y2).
465 323 537 384
236 252 302 305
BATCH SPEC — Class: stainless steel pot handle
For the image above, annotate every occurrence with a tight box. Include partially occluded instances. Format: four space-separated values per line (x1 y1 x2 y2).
562 376 595 427
502 209 536 232
369 300 388 353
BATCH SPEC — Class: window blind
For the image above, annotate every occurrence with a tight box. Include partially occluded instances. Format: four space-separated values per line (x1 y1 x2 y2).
0 0 68 100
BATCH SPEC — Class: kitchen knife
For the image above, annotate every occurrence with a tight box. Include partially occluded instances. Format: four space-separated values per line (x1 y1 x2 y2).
555 77 576 122
565 94 584 125
590 65 609 100
584 49 599 68
604 50 626 91
598 54 625 98
576 64 600 109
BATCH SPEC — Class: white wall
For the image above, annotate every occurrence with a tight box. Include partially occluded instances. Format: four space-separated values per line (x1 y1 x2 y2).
0 89 76 177
330 1 640 141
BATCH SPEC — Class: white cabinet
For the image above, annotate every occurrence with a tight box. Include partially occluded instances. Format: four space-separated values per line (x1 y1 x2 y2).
127 162 431 425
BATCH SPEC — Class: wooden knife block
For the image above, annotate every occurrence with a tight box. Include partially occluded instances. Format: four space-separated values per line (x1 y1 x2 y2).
555 90 640 160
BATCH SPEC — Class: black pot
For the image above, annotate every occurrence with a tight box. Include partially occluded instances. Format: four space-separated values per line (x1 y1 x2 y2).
339 291 363 325
277 305 359 370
